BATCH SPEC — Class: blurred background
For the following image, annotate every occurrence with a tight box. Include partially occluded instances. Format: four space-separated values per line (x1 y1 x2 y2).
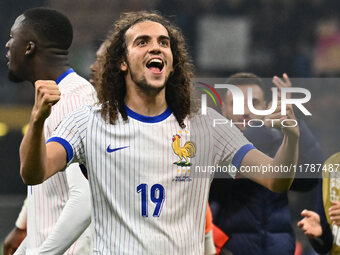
1 0 340 254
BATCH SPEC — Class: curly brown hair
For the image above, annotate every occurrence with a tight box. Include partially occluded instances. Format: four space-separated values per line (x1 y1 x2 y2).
96 11 194 128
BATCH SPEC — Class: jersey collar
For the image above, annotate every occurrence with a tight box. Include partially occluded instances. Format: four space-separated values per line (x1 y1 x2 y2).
124 104 172 123
56 68 74 85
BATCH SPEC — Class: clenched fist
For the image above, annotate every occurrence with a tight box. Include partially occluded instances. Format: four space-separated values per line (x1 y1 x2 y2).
32 80 61 124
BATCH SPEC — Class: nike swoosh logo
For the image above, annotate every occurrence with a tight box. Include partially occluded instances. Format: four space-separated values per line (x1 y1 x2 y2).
106 145 129 153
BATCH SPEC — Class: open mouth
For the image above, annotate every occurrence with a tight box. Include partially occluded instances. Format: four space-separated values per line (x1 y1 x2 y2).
146 58 164 73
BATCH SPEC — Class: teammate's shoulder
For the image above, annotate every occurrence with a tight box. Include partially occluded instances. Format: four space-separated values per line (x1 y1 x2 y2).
60 72 95 92
79 104 101 112
190 107 225 121
207 107 224 118
70 72 91 84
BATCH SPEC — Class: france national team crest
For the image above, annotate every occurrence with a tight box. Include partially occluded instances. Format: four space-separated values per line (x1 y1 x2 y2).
172 131 196 182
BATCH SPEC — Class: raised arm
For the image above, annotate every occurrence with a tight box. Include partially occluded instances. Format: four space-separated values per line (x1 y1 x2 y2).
241 102 299 192
20 80 67 184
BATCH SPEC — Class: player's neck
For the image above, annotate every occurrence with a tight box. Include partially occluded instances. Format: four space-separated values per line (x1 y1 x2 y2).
32 58 71 83
125 86 167 116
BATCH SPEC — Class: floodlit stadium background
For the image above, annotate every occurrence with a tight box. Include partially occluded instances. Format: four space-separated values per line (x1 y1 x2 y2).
1 1 340 254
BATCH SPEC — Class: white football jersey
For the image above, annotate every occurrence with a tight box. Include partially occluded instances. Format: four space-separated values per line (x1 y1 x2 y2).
25 69 97 255
48 105 253 255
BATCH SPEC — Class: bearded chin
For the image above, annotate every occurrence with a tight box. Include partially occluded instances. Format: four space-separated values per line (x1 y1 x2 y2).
126 60 168 94
8 70 24 83
136 79 166 94
131 72 168 95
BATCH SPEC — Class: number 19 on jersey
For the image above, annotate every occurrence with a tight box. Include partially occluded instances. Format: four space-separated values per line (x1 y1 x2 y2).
137 183 165 217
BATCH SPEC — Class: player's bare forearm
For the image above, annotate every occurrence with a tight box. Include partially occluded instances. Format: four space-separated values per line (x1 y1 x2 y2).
20 117 67 185
20 80 62 185
242 136 298 193
254 129 299 193
242 103 299 192
20 116 48 185
270 132 299 191
269 102 299 191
